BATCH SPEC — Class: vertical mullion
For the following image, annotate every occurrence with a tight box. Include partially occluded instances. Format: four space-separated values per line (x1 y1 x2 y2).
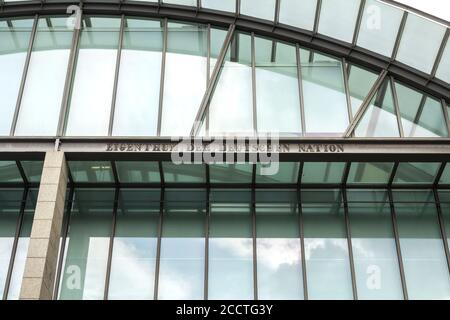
430 29 449 79
108 14 125 137
342 58 353 123
313 0 322 35
441 99 450 137
434 162 447 187
389 162 399 187
53 186 74 300
390 76 405 137
206 24 211 134
204 185 210 300
297 188 308 300
10 15 38 136
433 189 450 275
388 189 409 300
342 188 358 300
103 187 119 300
296 44 306 136
157 18 168 137
57 12 82 137
251 184 258 300
251 32 257 135
274 0 281 25
391 12 408 61
236 0 240 16
352 0 365 47
153 186 164 300
2 187 28 300
15 161 28 186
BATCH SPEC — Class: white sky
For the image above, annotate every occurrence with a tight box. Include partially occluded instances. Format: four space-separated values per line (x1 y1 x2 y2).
394 0 450 22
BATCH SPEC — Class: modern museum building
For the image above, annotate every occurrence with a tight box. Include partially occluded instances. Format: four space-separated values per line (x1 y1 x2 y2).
0 0 449 300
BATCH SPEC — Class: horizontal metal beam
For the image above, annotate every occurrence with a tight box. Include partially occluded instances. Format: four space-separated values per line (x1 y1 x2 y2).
0 1 448 103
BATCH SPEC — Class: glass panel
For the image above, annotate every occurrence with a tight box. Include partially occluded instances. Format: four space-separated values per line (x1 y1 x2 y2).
20 161 43 183
302 162 345 184
68 161 114 183
240 0 276 21
302 189 353 299
256 190 303 299
116 161 160 183
0 162 22 183
209 164 253 184
65 17 121 136
159 189 205 299
0 189 22 297
163 0 196 5
7 188 37 300
355 79 399 137
348 65 379 116
255 38 301 135
202 0 235 12
393 162 440 185
209 33 254 135
112 18 163 136
58 189 114 300
347 162 394 184
393 190 450 299
357 0 403 57
255 162 299 184
438 190 450 248
161 22 207 136
15 18 72 136
396 82 448 137
439 163 450 185
0 19 33 136
348 190 403 300
436 38 450 83
301 50 349 135
209 190 253 299
210 27 227 76
162 162 206 183
108 190 160 300
279 0 317 31
396 13 446 74
318 0 360 43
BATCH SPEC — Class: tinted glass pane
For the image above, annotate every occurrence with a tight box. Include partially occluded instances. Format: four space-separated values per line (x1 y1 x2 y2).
20 161 43 183
302 162 345 184
256 190 303 299
438 190 450 248
355 79 399 137
163 0 196 5
436 38 450 83
0 162 22 183
163 163 206 183
318 0 360 43
209 164 253 184
301 50 349 135
255 162 299 184
116 161 160 183
396 13 446 74
59 189 114 300
159 189 205 299
255 38 301 135
0 19 33 136
393 190 450 299
202 0 235 12
439 163 450 185
108 190 160 300
279 0 317 31
357 0 403 57
15 18 72 136
0 189 22 297
65 17 121 136
302 190 353 299
209 33 253 135
347 162 394 185
240 0 276 21
209 190 253 299
68 161 114 183
393 162 440 185
161 22 207 136
113 19 163 136
7 189 37 300
396 82 447 137
348 190 403 300
348 65 379 116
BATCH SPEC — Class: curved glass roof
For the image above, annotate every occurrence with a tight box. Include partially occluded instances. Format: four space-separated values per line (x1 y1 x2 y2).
0 1 448 139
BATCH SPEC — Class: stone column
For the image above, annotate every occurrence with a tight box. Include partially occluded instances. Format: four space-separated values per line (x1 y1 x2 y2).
20 151 68 300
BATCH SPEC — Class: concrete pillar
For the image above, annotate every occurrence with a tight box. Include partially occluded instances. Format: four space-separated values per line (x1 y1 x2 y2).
19 151 68 300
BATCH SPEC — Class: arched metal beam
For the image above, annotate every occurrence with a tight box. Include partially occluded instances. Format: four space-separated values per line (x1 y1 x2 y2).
0 1 449 103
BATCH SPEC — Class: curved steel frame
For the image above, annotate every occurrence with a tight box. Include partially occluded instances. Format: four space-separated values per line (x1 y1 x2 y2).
0 0 449 105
